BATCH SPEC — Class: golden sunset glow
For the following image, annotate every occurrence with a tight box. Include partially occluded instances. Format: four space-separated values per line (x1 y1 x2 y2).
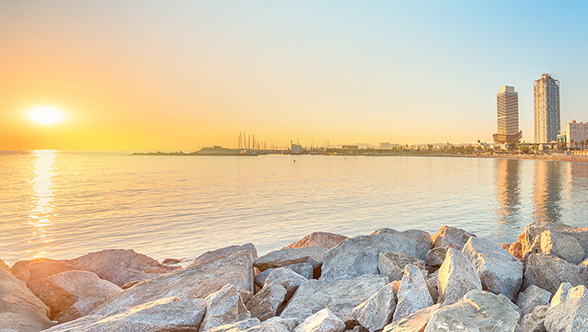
28 106 66 126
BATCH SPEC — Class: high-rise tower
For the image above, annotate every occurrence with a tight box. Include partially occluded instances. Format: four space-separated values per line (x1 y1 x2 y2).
493 86 521 143
534 73 560 143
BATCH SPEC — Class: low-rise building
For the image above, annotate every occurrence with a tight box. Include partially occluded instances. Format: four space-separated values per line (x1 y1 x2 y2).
566 120 588 148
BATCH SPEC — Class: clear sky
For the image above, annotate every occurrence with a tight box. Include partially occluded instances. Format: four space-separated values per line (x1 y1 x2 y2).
2 1 587 151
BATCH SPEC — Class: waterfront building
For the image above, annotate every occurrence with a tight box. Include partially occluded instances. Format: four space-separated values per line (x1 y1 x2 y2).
534 73 560 143
566 120 588 148
493 86 522 143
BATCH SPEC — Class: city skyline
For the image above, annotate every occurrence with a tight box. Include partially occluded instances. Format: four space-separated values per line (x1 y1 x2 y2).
2 1 588 151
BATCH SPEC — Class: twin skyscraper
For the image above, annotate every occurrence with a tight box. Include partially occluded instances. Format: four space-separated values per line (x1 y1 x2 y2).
493 73 561 144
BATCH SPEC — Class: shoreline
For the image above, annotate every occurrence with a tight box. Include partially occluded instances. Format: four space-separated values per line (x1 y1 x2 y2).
397 152 588 164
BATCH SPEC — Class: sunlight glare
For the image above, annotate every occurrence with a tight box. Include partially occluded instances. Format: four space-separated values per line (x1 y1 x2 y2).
28 106 66 125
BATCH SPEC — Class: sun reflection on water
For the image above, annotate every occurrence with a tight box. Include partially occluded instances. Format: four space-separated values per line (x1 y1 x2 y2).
28 150 56 258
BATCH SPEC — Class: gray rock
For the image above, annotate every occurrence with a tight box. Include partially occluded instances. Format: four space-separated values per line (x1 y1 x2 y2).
0 267 54 332
196 243 259 265
401 230 432 262
208 318 262 332
425 247 447 268
255 263 313 288
431 226 475 250
10 258 84 297
247 283 287 321
41 296 206 332
38 270 122 322
201 284 251 331
540 230 585 265
321 234 417 283
281 274 389 321
520 305 549 332
292 308 345 332
425 270 438 304
283 232 348 250
247 320 291 332
383 304 441 332
522 253 588 294
264 268 308 297
264 317 300 332
516 285 552 317
350 282 397 332
378 252 425 282
436 248 482 305
94 249 254 315
543 284 588 332
393 265 433 323
461 236 523 302
519 222 588 259
255 247 327 272
550 282 573 307
424 290 520 332
71 249 179 287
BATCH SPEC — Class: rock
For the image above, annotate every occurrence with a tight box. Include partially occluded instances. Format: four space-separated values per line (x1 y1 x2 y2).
280 274 389 322
38 270 122 322
71 249 179 287
424 290 520 332
461 236 523 302
264 268 308 297
509 242 524 260
247 320 292 332
162 258 182 265
550 282 573 307
292 308 345 332
195 243 259 265
540 230 585 264
208 318 262 332
0 267 53 332
520 305 549 332
265 317 300 332
393 265 433 322
255 247 327 272
425 270 438 304
320 234 417 283
9 258 83 297
350 282 397 332
519 222 588 258
516 285 551 317
256 263 313 288
247 283 287 321
349 326 369 332
436 248 482 305
383 304 441 332
201 284 251 331
94 249 254 315
522 253 588 294
41 296 206 332
378 252 425 282
0 259 7 270
543 284 588 332
283 232 348 250
425 247 447 268
400 230 432 262
431 226 475 250
345 318 361 330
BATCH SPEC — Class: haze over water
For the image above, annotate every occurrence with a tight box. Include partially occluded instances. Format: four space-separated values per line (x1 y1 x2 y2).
2 151 588 266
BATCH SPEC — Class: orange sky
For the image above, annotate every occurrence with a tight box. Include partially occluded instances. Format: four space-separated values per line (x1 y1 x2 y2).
2 2 587 151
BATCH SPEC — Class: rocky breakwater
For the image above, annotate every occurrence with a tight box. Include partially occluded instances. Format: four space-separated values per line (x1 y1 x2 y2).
5 225 588 331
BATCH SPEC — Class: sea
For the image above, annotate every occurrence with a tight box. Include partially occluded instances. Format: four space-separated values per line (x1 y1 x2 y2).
2 150 588 266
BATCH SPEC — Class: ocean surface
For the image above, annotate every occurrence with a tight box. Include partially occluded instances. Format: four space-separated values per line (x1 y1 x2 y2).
2 150 588 266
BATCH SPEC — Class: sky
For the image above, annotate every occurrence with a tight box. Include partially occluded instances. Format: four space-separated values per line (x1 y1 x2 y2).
1 1 588 151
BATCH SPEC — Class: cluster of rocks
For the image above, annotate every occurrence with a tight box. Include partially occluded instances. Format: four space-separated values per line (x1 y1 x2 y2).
4 222 588 332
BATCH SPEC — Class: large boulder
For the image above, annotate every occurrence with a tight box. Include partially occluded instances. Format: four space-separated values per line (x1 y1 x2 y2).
522 253 588 294
519 222 588 258
400 230 432 262
383 304 441 332
516 285 551 317
94 249 254 315
424 290 521 332
393 265 433 322
255 247 327 272
520 305 549 332
540 230 585 265
320 234 417 283
425 247 447 268
378 252 425 282
431 226 475 250
436 248 482 305
195 243 259 265
208 318 262 332
283 232 348 250
264 268 307 295
9 258 83 297
247 283 287 321
543 284 588 332
292 308 345 332
280 274 389 321
461 236 523 302
201 284 251 331
38 270 122 322
71 249 179 288
0 267 53 332
256 263 313 288
41 296 206 332
350 282 397 332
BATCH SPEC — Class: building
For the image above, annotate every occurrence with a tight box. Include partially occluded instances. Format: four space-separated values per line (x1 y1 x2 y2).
534 73 560 143
493 86 522 143
566 120 588 148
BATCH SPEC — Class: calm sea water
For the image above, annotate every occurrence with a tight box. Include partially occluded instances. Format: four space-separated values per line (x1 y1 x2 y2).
2 150 588 266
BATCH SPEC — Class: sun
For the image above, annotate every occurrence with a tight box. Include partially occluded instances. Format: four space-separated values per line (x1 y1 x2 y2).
28 106 66 125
